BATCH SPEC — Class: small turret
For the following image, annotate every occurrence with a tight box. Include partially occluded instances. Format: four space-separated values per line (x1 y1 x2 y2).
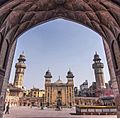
15 53 26 69
66 69 74 84
44 69 52 84
66 69 74 78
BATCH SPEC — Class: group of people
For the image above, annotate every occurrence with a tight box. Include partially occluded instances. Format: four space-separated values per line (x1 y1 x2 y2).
3 103 10 114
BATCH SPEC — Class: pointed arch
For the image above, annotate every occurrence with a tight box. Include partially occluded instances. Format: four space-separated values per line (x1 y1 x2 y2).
0 0 120 117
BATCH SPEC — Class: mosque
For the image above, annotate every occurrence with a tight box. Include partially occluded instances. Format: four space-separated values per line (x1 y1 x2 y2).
5 52 114 107
44 69 74 107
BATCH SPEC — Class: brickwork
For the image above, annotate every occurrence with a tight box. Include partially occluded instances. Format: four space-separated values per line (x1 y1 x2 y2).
103 40 119 95
0 0 120 118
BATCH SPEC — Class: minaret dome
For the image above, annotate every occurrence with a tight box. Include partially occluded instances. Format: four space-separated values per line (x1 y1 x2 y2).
44 69 52 78
66 69 74 78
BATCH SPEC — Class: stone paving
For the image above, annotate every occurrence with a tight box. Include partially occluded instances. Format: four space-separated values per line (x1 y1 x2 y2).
3 107 117 118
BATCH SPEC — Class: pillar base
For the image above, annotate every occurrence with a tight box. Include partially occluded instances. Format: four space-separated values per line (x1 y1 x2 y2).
0 113 3 118
117 111 120 118
0 106 3 118
115 94 120 118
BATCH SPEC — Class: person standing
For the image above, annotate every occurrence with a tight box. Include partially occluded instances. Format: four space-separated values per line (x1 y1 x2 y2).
5 103 10 114
3 103 6 112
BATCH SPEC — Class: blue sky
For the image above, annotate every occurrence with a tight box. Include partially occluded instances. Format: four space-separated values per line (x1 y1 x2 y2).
9 19 110 89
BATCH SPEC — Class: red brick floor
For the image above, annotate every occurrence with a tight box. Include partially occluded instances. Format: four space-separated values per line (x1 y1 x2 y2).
3 107 117 118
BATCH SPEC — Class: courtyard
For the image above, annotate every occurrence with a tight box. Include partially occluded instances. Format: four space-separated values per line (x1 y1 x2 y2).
3 107 117 118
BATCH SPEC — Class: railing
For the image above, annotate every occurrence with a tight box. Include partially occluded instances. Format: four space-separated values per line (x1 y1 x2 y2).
76 106 117 115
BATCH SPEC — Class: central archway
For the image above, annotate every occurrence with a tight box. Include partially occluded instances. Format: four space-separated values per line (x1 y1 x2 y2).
0 0 120 117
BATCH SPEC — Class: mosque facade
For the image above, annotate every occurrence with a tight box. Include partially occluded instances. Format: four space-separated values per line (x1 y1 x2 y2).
45 70 75 107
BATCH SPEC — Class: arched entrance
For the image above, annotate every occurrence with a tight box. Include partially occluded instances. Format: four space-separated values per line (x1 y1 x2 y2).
0 0 120 117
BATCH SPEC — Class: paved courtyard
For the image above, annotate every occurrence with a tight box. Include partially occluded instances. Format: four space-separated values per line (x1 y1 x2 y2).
3 107 117 118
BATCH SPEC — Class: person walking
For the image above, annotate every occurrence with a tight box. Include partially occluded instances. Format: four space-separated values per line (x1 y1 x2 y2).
3 103 6 112
5 103 10 114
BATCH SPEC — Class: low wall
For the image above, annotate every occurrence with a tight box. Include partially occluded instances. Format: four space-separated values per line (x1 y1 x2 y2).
76 106 117 115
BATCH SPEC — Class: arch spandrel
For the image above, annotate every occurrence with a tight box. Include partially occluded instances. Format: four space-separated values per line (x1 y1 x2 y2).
0 0 120 45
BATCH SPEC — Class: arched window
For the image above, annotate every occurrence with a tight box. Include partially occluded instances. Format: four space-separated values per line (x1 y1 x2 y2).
117 34 120 49
111 40 118 69
0 33 3 52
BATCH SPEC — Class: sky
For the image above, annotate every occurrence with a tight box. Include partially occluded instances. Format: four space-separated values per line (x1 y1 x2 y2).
9 19 110 90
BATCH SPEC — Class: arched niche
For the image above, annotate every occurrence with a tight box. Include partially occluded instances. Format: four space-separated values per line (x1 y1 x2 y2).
117 34 120 49
0 33 3 51
0 39 9 69
111 40 120 70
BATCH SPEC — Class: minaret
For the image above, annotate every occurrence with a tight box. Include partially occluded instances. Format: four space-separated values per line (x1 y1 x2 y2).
66 69 74 107
44 69 52 84
92 52 105 90
44 69 52 106
66 69 74 84
13 53 26 89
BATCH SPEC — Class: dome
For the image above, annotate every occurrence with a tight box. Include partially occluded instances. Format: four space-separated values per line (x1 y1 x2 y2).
83 80 88 85
93 52 101 62
55 77 63 84
18 53 26 62
66 69 74 78
16 53 26 68
44 70 52 78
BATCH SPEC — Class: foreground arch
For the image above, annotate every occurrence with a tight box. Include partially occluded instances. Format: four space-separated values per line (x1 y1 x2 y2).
0 0 120 117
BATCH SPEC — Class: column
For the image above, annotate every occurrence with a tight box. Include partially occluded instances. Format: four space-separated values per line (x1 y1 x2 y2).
0 41 17 118
103 40 119 95
115 71 120 118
